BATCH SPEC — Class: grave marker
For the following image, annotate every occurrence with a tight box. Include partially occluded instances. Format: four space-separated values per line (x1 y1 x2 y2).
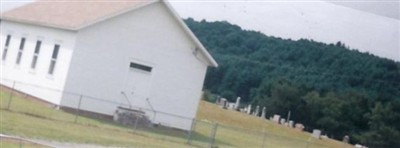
312 129 321 139
234 97 241 110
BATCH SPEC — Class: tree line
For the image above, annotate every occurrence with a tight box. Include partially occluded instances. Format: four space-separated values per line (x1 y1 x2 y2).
185 18 400 147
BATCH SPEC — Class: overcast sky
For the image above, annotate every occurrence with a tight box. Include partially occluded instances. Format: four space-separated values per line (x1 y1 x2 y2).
1 0 399 61
327 0 399 20
4 0 396 20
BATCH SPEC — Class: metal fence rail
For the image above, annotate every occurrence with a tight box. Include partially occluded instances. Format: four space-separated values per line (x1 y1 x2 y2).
0 78 337 148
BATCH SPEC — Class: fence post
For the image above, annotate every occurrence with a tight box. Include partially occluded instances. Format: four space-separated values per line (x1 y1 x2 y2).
6 81 16 110
134 115 140 130
186 118 196 145
208 123 218 148
74 95 83 123
153 111 157 122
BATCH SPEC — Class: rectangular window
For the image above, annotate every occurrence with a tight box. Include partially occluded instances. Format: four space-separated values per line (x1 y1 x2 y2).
129 62 152 72
48 44 60 75
2 35 11 61
30 40 41 69
15 37 26 65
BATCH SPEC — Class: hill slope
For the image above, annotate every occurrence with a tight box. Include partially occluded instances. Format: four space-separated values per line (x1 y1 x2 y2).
196 100 352 148
185 18 400 102
172 1 399 61
185 18 400 147
1 88 350 148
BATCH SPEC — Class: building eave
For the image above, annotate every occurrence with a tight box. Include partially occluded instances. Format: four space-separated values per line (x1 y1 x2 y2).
0 16 78 31
161 1 218 67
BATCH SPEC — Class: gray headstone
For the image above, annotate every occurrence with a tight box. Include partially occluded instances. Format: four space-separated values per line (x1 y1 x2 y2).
228 102 235 110
312 129 321 139
354 144 367 148
273 114 280 123
289 120 294 128
295 123 304 131
343 135 349 143
219 98 227 109
247 104 252 114
234 97 241 110
215 97 220 104
261 107 266 118
280 118 286 125
253 106 260 116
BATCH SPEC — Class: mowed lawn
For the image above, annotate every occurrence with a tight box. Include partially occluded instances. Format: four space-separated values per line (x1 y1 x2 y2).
195 101 354 148
0 138 52 148
0 89 193 148
1 88 353 147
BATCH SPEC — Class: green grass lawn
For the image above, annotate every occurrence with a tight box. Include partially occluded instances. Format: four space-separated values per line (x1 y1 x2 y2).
196 101 354 148
0 138 51 148
0 89 194 148
0 88 353 147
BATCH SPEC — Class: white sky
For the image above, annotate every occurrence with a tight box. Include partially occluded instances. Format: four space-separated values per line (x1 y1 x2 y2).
1 0 399 61
327 0 400 20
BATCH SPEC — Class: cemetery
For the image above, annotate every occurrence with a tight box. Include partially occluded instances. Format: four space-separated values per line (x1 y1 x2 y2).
213 95 360 146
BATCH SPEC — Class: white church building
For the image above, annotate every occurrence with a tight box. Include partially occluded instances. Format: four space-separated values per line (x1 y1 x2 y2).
0 0 217 130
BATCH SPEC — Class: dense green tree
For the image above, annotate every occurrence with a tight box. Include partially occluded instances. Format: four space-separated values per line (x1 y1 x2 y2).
357 102 400 147
254 79 305 117
184 18 400 147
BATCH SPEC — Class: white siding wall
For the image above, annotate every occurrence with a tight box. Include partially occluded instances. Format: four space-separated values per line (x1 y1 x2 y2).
0 21 76 104
61 2 209 130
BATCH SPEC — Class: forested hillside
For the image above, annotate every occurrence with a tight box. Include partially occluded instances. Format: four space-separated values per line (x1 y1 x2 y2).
185 18 400 147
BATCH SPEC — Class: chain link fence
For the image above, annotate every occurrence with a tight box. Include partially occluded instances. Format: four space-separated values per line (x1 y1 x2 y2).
1 79 340 148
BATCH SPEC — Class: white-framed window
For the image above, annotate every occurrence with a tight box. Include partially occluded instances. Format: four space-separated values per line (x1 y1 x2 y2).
2 34 11 61
15 37 26 65
48 44 60 75
30 40 41 69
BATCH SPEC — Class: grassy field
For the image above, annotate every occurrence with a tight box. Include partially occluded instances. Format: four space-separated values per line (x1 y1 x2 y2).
0 89 193 148
0 88 353 147
0 138 51 148
195 101 353 148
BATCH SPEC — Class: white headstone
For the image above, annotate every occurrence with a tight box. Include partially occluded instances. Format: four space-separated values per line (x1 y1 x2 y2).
343 135 349 143
247 104 252 114
215 97 220 104
261 107 266 118
280 118 286 125
289 120 294 128
234 97 241 110
355 144 367 148
312 129 321 139
295 123 304 131
273 114 280 123
228 102 235 110
219 98 227 109
253 106 260 116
